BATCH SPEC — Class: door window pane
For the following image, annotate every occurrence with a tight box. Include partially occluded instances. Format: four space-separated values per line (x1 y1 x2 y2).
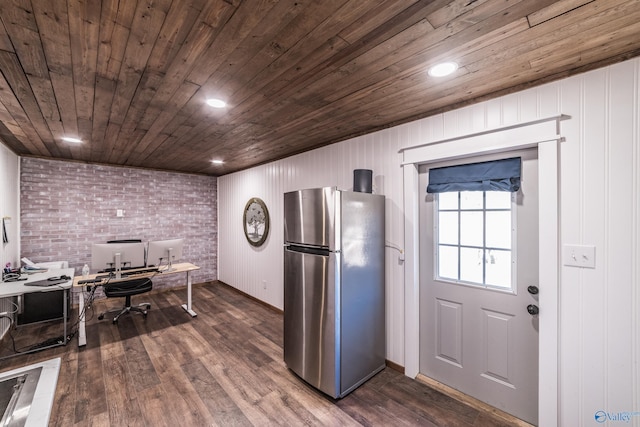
485 211 511 249
486 191 511 209
438 212 458 245
460 191 482 210
438 192 458 210
460 247 483 283
460 211 483 247
438 245 458 280
485 249 512 288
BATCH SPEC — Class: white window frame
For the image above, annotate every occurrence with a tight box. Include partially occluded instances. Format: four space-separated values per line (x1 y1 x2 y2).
434 190 517 293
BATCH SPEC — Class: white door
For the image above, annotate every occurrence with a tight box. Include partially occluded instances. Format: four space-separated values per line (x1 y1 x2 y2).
419 149 539 425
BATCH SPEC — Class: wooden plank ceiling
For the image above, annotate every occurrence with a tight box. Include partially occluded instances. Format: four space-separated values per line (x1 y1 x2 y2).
0 0 639 176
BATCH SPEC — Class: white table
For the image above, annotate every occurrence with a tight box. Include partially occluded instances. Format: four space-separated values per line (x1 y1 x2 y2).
73 262 200 347
0 268 74 359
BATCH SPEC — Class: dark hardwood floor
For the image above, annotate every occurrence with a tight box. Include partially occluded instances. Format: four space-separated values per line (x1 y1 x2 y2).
1 282 520 426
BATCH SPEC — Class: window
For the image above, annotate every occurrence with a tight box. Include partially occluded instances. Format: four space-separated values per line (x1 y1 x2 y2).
436 191 515 290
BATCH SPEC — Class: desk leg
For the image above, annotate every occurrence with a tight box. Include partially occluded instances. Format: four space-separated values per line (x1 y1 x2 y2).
180 270 197 317
78 290 87 347
63 288 68 345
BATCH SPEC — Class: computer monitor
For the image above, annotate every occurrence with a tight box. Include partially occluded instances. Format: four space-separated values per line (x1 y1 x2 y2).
147 238 183 271
91 242 146 278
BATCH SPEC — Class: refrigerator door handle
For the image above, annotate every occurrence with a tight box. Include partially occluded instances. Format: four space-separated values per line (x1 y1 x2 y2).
285 243 337 256
285 242 327 250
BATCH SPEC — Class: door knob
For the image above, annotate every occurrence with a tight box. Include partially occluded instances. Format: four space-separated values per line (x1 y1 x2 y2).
527 304 539 315
527 285 539 295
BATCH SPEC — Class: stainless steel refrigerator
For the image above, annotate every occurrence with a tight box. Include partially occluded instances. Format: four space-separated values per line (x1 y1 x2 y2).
283 187 385 398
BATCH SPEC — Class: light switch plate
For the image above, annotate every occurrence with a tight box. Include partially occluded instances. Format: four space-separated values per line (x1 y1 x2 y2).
562 244 596 268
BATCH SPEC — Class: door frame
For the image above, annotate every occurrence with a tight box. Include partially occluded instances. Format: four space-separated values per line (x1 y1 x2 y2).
401 115 567 427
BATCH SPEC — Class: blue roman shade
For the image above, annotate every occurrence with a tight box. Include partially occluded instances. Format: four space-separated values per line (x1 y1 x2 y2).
427 157 521 193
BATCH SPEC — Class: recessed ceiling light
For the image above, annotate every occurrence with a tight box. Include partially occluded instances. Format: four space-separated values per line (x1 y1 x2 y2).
428 62 458 77
211 159 224 165
206 98 226 108
62 136 82 143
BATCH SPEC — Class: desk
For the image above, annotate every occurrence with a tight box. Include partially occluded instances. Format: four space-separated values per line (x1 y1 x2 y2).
0 268 74 359
73 262 200 347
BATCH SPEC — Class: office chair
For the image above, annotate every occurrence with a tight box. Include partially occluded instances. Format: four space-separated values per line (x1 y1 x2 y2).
98 277 153 324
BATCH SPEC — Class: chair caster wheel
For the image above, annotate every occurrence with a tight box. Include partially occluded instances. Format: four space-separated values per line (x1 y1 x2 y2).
98 314 104 320
112 319 118 324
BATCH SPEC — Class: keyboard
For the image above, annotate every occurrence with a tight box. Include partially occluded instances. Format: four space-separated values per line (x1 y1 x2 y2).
25 277 70 287
95 267 160 280
78 277 105 285
121 267 159 277
78 267 160 285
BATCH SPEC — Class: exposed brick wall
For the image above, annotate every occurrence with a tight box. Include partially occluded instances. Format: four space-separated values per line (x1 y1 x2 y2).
20 158 217 292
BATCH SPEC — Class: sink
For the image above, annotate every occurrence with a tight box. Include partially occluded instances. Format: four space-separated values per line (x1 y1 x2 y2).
0 358 60 426
0 367 42 426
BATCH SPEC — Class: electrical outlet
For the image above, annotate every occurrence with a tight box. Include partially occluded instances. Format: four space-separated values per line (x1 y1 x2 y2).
262 280 267 290
562 244 596 268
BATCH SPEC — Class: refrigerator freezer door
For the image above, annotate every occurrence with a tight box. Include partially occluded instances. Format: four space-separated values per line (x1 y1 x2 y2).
284 187 337 249
284 247 339 398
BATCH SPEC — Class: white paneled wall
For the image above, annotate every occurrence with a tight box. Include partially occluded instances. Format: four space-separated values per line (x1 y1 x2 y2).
0 142 20 338
0 142 19 268
219 128 406 364
219 57 640 423
557 61 640 425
